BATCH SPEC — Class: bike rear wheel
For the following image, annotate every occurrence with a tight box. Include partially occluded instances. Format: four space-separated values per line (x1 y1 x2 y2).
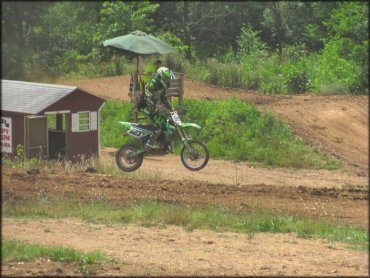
115 144 144 172
181 140 209 171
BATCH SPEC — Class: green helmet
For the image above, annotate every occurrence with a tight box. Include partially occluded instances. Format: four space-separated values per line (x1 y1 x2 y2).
157 67 171 89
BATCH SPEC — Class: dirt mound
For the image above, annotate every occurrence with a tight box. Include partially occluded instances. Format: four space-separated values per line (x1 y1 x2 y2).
60 75 369 176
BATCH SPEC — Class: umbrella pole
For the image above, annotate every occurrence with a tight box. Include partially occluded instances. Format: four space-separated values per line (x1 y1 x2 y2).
136 56 139 77
133 55 140 123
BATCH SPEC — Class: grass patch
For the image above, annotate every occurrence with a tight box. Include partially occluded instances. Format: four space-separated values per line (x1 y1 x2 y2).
181 98 340 169
1 239 110 274
3 198 367 252
99 98 340 169
1 152 164 180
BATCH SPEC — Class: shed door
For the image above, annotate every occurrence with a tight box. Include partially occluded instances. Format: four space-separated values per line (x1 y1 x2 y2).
25 116 48 159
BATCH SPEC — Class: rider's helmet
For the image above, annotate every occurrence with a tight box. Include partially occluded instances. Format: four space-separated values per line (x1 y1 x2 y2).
157 67 171 90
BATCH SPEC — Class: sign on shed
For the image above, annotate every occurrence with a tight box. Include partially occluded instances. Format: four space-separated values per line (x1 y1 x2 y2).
1 117 12 153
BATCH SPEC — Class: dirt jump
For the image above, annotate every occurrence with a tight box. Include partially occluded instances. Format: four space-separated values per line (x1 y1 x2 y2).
2 75 369 276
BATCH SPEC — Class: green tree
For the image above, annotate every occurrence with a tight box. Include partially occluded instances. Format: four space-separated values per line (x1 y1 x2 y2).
1 2 50 79
262 2 287 56
90 1 159 63
237 25 268 57
38 2 101 73
324 2 369 93
190 2 265 60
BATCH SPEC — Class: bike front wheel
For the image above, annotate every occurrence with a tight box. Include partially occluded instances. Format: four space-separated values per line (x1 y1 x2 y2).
180 140 209 171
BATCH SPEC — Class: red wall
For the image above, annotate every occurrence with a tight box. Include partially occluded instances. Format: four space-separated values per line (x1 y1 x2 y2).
42 89 104 160
65 113 99 161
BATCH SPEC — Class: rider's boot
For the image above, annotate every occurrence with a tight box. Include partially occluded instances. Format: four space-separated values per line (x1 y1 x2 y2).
146 132 162 149
163 129 175 152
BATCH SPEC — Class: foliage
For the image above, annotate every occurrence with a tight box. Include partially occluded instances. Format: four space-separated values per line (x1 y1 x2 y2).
183 61 209 81
206 59 244 88
91 1 160 62
16 144 25 159
1 1 368 94
156 32 189 57
323 2 369 94
283 60 311 94
99 100 134 148
307 40 359 94
237 25 268 58
181 98 339 169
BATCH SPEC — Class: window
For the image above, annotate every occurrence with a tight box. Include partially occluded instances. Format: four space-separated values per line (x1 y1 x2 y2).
72 111 97 132
78 112 90 131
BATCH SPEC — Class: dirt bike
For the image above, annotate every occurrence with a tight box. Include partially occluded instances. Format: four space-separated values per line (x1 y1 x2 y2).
115 110 209 172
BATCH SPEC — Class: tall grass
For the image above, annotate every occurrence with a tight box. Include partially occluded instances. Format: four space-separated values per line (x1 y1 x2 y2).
99 99 134 147
182 45 366 95
1 152 164 181
3 198 368 251
2 240 109 264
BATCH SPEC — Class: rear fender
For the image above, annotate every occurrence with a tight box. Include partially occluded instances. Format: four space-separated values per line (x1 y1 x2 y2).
180 123 201 129
118 121 132 129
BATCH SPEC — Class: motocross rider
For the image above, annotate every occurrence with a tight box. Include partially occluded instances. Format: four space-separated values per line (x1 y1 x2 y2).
142 66 174 149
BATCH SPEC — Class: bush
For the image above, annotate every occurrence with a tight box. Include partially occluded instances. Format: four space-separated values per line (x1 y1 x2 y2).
183 60 209 81
283 61 311 94
258 54 287 94
307 39 359 94
237 25 268 58
206 59 244 88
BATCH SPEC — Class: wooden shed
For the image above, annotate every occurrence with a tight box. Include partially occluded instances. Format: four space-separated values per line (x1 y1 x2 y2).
1 80 105 161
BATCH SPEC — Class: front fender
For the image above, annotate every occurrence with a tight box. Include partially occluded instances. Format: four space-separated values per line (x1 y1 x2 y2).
179 123 201 129
118 121 132 129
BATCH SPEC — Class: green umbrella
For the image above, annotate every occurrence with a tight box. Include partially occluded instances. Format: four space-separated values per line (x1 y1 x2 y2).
103 30 174 74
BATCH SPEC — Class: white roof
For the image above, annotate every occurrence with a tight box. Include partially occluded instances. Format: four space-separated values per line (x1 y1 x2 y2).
1 80 77 114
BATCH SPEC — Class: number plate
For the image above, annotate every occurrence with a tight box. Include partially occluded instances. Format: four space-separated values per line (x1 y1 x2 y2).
170 112 182 125
127 127 151 138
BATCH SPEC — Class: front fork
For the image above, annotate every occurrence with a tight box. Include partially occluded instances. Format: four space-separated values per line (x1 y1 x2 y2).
177 127 197 157
177 127 190 146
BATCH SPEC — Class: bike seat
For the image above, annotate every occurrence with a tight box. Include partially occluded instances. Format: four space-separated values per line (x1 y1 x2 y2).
132 123 158 132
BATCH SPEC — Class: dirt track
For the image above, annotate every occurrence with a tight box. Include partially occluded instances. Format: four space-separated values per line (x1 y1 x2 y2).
2 75 369 276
